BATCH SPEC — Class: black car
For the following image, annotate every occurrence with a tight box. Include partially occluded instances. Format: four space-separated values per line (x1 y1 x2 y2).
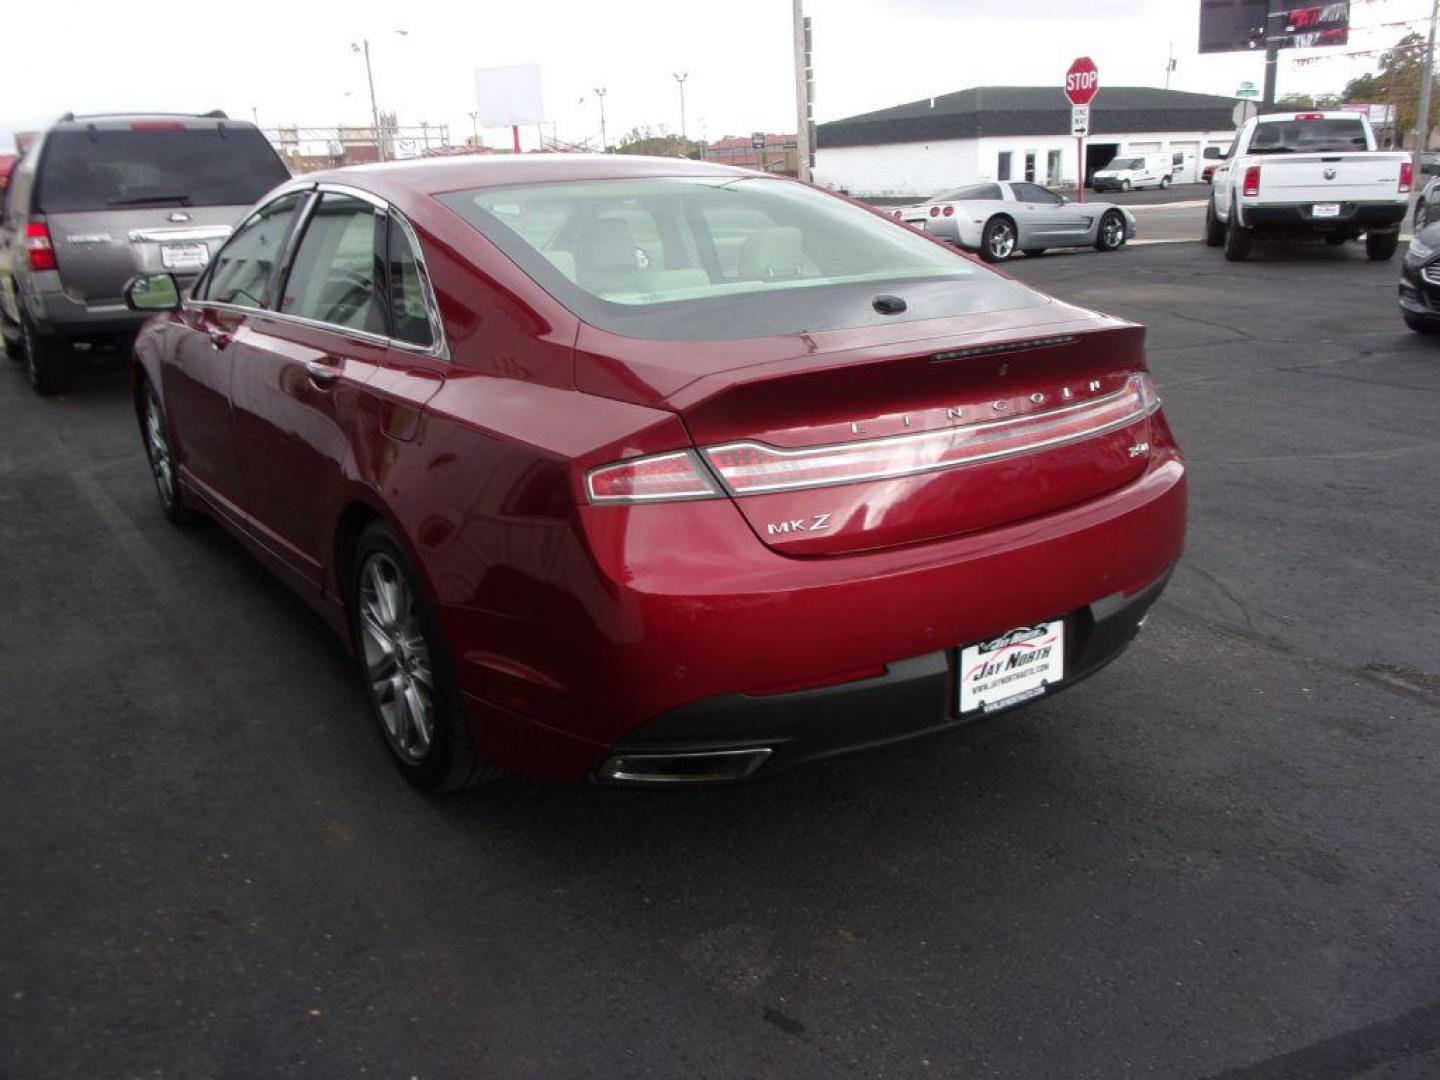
1398 222 1440 333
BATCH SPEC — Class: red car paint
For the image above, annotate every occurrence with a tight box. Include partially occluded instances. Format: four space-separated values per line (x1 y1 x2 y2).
133 156 1186 784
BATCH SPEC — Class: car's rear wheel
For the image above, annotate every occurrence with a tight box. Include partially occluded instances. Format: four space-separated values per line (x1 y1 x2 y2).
980 216 1017 262
141 383 199 526
1223 218 1254 262
1094 211 1126 252
21 316 71 396
1403 311 1440 334
1120 179 1132 192
1204 199 1226 246
351 522 499 793
1366 229 1400 261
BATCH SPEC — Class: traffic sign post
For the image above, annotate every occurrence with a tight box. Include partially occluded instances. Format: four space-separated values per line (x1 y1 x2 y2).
1065 57 1099 204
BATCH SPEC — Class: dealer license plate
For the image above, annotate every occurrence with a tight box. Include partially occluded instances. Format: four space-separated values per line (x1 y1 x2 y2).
161 242 209 271
958 620 1066 715
1312 203 1341 219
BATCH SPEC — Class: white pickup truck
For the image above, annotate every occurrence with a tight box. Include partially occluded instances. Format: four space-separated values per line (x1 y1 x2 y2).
1205 111 1411 262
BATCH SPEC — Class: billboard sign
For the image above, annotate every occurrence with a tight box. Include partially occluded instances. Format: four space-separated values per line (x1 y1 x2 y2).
1199 1 1349 55
474 64 546 127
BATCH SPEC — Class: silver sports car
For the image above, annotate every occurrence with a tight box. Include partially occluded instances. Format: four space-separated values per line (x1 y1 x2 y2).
893 181 1136 263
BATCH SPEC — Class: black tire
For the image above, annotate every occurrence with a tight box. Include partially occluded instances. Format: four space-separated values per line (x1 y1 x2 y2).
350 521 499 793
1160 175 1171 190
1366 229 1400 261
1094 210 1127 252
139 381 200 526
1223 217 1254 262
1022 248 1046 258
21 315 71 396
979 216 1017 263
1204 199 1225 246
1403 311 1440 334
1120 179 1132 192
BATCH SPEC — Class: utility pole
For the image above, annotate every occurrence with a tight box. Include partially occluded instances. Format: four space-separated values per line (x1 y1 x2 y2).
793 0 813 183
352 38 385 161
673 73 689 141
593 86 608 152
1165 43 1177 90
1414 0 1439 186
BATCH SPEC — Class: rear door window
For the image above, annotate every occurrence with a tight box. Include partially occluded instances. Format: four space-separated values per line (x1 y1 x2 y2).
35 126 289 212
279 194 385 335
201 192 305 309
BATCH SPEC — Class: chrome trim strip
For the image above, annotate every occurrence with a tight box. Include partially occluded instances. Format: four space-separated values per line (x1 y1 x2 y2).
703 381 1159 496
128 225 233 243
1422 264 1440 286
597 748 773 784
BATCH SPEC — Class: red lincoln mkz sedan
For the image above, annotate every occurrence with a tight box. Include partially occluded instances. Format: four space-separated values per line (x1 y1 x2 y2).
125 155 1186 792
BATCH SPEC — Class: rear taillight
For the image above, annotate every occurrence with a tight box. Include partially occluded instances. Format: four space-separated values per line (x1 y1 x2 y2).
586 451 719 504
929 205 941 217
1242 166 1262 197
24 222 56 272
703 374 1161 496
1400 161 1414 194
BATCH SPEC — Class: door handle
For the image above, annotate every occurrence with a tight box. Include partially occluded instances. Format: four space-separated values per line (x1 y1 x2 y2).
305 360 341 388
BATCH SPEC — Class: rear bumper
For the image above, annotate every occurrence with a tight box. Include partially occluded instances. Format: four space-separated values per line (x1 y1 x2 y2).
1241 201 1406 234
23 275 198 341
447 440 1188 784
596 568 1171 783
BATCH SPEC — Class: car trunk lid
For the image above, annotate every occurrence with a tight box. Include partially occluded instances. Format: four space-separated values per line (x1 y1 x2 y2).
43 207 240 303
580 308 1159 556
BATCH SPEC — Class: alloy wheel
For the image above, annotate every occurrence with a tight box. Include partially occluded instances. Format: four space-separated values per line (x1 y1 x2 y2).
989 221 1015 260
1102 214 1125 249
358 553 436 763
143 392 177 508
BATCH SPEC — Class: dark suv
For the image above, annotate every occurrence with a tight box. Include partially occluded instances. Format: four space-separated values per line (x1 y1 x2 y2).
0 112 289 394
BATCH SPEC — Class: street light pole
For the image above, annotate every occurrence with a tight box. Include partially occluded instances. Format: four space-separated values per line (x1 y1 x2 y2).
353 38 385 161
593 86 608 152
673 73 688 141
467 111 480 146
1413 0 1439 186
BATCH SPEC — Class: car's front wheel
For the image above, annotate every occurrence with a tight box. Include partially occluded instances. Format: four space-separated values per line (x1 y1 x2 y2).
1204 199 1226 246
980 216 1017 262
1223 217 1254 262
351 522 499 793
1120 179 1132 192
140 383 199 526
1160 175 1171 190
1094 211 1127 252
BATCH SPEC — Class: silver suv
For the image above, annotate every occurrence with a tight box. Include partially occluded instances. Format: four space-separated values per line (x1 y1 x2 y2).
0 112 289 394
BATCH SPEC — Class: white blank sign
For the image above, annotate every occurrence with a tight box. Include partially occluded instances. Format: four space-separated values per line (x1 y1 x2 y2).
474 64 546 127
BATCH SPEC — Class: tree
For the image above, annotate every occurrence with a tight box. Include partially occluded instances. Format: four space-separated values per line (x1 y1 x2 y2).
613 125 704 159
1343 34 1440 148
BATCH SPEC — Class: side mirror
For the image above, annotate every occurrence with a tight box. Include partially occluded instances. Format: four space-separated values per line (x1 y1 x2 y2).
124 273 181 312
1059 195 1070 204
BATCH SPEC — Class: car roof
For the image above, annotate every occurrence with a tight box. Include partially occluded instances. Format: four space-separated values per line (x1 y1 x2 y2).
49 113 253 133
300 153 773 202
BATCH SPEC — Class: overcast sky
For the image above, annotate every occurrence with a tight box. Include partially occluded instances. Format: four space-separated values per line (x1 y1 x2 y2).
2 0 1435 154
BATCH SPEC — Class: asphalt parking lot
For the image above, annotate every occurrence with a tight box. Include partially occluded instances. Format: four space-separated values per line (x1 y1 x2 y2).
3 237 1439 1079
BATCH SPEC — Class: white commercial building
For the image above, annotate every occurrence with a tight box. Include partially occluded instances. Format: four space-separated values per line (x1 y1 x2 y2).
815 86 1243 198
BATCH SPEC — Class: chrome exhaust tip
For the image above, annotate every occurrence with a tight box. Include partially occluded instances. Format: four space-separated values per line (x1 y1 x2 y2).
596 747 773 784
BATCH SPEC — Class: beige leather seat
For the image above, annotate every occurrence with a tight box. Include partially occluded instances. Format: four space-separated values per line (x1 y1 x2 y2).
737 226 805 281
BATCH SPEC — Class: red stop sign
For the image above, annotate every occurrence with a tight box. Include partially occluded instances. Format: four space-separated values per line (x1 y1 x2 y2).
1065 57 1099 107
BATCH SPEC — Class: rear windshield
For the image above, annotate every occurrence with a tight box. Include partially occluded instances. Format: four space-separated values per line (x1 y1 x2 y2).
1248 119 1368 154
438 175 1041 340
36 127 289 212
932 183 1002 202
